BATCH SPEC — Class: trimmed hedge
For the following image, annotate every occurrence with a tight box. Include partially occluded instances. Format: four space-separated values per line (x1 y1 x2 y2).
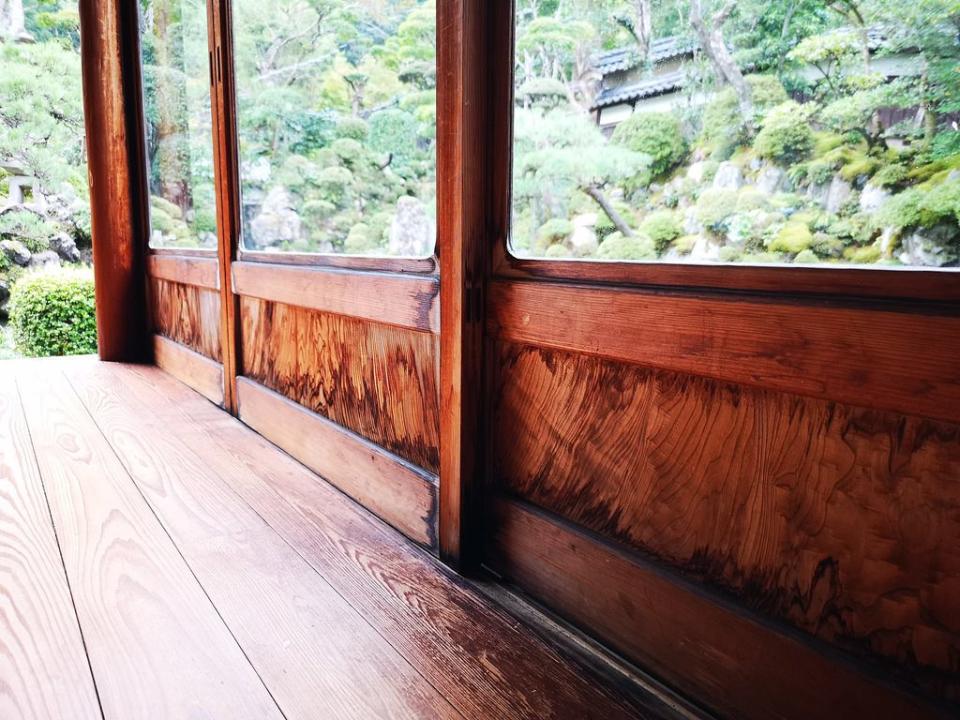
9 268 97 357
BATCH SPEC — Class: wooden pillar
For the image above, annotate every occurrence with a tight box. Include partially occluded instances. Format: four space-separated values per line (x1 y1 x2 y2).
437 0 508 568
78 0 149 362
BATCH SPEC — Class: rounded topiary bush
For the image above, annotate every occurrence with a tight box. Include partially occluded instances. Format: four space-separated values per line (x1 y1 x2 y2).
753 101 814 165
639 210 682 254
596 233 656 260
611 111 688 178
9 268 97 357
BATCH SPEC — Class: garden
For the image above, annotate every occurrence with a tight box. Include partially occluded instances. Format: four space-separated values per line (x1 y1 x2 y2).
1 0 95 358
511 0 960 267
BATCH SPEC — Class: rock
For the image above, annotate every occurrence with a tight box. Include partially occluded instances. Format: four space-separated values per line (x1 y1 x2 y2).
749 157 763 172
250 186 302 249
0 279 8 305
682 208 702 235
878 227 897 256
688 235 721 262
898 223 960 267
49 232 81 263
29 250 61 270
712 162 743 191
806 181 830 207
756 165 785 195
859 183 890 214
0 239 31 266
569 213 598 257
388 196 435 257
948 169 960 183
824 175 853 214
687 161 709 184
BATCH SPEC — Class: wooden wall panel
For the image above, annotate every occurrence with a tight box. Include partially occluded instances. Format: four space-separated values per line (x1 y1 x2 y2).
491 341 960 701
150 278 222 362
240 297 440 474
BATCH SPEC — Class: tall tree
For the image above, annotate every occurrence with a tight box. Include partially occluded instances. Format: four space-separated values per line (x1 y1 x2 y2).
689 0 754 132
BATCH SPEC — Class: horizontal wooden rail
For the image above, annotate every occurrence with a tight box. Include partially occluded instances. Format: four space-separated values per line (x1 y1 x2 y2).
236 378 438 548
233 262 440 333
153 335 224 406
487 280 960 424
147 254 220 290
488 498 948 720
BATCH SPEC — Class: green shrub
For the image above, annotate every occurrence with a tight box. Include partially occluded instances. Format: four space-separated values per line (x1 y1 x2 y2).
875 179 960 232
596 233 656 260
872 163 909 189
9 269 97 357
695 188 737 233
368 109 419 162
700 75 789 156
844 245 882 263
736 187 769 212
753 101 814 165
611 111 688 178
768 222 813 254
335 117 369 141
639 210 682 254
344 223 380 253
794 249 820 263
537 218 573 249
544 243 571 258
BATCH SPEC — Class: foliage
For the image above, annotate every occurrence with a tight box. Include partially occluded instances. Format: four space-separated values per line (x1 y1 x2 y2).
768 222 814 254
695 188 738 233
611 112 687 178
9 268 97 357
753 102 815 165
639 210 683 254
699 75 788 156
596 233 656 260
0 209 59 253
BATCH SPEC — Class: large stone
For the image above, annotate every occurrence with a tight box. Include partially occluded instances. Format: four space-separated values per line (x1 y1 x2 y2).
712 162 743 191
688 235 721 262
824 175 853 214
0 238 31 266
388 196 435 257
49 232 81 263
898 223 960 267
29 250 60 270
0 279 9 305
682 207 702 235
859 183 890 214
569 213 598 257
756 165 785 195
687 161 709 184
249 186 302 249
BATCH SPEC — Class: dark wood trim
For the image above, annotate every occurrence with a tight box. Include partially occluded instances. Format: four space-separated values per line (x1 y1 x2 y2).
488 498 950 720
153 335 224 406
236 377 438 549
147 255 220 291
232 262 440 333
208 0 242 414
437 0 497 567
493 245 960 304
79 0 150 362
487 279 960 423
238 249 438 275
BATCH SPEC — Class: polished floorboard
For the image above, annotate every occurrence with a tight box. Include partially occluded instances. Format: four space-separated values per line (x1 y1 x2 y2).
0 357 678 720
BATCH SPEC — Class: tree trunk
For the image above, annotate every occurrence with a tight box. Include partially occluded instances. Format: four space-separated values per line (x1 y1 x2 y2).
584 185 634 238
690 0 754 132
634 0 653 60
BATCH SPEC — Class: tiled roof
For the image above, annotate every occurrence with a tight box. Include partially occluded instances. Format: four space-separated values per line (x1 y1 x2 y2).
593 36 698 75
591 70 686 109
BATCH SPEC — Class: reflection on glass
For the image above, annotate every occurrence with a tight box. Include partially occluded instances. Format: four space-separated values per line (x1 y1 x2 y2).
510 1 960 269
140 0 217 249
231 0 437 257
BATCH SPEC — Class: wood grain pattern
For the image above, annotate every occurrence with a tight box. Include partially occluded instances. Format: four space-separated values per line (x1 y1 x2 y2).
488 498 948 720
79 0 148 361
147 253 219 290
116 361 661 720
68 364 457 720
153 334 224 406
237 378 437 548
150 277 222 362
233 261 440 333
241 297 440 473
487 280 960 424
0 376 101 720
492 342 960 701
16 366 282 720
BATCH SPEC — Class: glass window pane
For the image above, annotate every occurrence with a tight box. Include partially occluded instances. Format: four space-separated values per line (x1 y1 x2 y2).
231 0 437 257
140 0 218 250
510 2 960 270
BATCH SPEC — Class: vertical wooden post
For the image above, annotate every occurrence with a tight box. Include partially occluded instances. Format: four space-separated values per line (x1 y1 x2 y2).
78 0 150 362
208 0 242 414
437 0 491 568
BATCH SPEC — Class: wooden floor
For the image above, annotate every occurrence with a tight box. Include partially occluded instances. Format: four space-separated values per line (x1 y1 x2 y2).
0 357 679 720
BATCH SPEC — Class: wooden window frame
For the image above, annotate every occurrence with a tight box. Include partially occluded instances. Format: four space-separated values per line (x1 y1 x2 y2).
489 5 960 306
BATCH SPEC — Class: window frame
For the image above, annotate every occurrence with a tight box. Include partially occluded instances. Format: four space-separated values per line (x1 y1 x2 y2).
493 6 960 305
